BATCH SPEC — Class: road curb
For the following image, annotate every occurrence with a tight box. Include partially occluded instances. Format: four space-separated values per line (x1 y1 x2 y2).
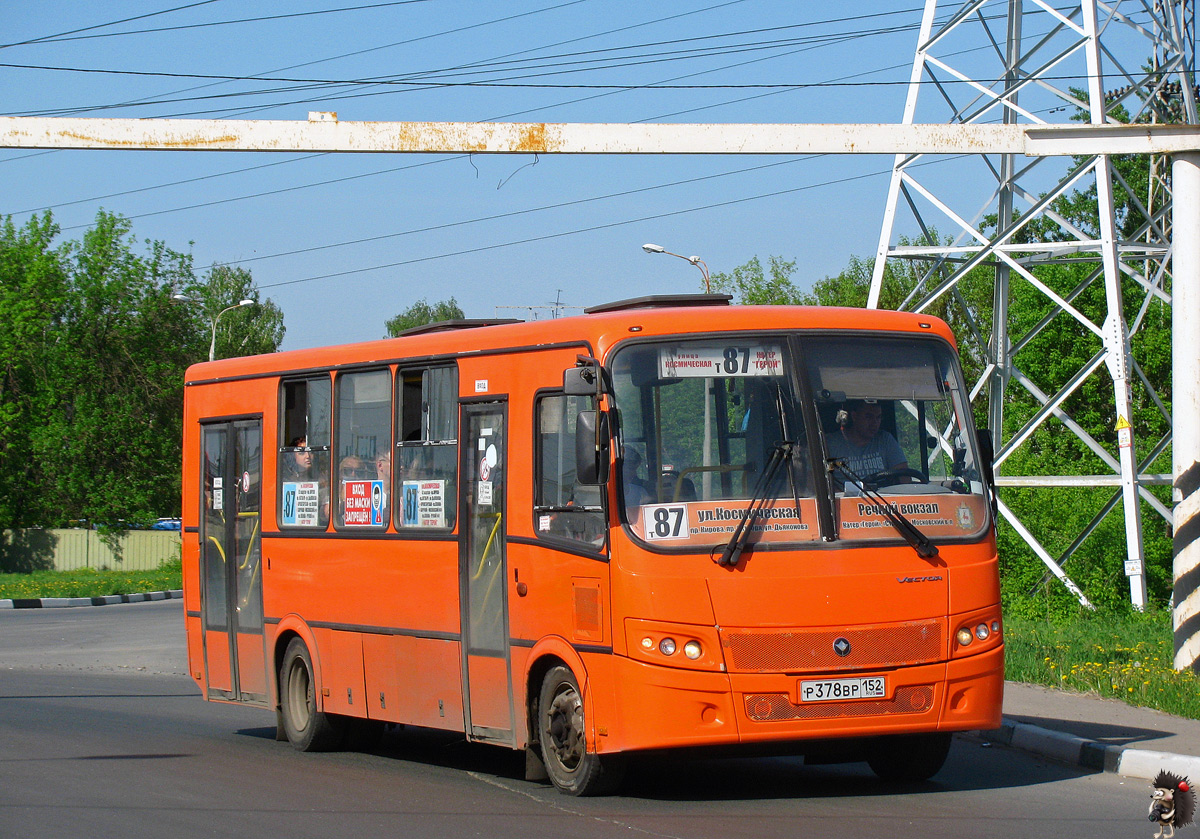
0 590 183 609
982 717 1200 782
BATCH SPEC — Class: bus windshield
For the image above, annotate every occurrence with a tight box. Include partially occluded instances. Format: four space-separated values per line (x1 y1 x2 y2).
610 334 989 550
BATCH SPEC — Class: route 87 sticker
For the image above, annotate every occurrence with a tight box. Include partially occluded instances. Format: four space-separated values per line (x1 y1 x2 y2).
642 503 690 541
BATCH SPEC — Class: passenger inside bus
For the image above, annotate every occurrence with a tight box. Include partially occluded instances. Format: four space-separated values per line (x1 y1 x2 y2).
825 399 909 492
281 436 329 527
281 436 314 481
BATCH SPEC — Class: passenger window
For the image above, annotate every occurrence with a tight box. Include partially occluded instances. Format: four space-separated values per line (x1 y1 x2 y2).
395 365 458 530
279 377 331 529
334 369 392 529
534 393 605 548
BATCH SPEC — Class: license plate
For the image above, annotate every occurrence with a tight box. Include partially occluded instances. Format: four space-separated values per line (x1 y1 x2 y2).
799 676 887 703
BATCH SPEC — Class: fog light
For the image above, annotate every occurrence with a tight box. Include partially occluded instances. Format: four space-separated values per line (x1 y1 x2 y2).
683 641 702 660
659 638 677 655
641 637 654 650
975 623 990 640
991 620 1001 634
956 628 973 646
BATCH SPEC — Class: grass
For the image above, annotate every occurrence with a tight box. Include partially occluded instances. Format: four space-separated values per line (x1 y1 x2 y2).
0 558 182 600
1004 607 1200 719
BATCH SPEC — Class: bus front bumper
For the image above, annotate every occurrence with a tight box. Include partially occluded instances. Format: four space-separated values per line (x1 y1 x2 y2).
602 644 1004 754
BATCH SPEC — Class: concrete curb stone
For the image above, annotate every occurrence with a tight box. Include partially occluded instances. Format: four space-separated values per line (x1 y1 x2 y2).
982 717 1200 782
0 590 183 609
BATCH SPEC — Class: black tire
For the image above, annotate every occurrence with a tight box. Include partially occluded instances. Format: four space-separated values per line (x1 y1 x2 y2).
278 637 345 752
538 665 625 796
867 732 952 782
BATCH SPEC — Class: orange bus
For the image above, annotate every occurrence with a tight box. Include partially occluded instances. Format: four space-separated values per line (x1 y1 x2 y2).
181 294 1002 795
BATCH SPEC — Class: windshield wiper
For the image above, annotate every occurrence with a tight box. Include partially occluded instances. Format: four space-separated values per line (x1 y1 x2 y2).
717 441 794 568
827 459 941 562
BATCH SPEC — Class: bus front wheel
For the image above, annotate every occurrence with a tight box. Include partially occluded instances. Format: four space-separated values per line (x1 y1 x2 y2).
867 732 952 782
279 637 345 752
537 665 624 796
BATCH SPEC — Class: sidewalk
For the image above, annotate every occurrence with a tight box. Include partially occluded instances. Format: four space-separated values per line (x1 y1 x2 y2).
984 680 1200 781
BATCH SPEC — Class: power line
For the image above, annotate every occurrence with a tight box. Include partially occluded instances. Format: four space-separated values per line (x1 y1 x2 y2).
10 0 592 121
6 5 919 118
3 1 437 47
1 0 224 49
257 159 976 291
11 154 328 215
214 156 820 269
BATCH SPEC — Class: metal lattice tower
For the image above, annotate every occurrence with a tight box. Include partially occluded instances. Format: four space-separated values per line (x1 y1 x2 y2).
870 0 1197 607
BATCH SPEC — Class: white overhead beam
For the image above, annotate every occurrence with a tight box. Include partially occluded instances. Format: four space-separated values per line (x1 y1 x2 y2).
1 115 1197 156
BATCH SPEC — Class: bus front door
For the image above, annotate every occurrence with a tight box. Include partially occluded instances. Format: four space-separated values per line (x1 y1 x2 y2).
459 402 514 744
199 419 267 705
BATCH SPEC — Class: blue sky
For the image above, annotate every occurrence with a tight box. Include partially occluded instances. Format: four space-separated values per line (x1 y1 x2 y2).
1 1 1144 350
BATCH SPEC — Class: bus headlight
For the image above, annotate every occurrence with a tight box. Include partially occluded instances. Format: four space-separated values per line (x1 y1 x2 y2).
952 609 1003 658
625 619 725 671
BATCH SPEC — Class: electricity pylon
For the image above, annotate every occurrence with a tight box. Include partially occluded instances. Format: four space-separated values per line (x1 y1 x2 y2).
870 0 1197 609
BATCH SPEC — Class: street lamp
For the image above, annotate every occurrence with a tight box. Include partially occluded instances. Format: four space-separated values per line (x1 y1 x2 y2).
641 243 716 496
173 294 254 362
642 243 711 294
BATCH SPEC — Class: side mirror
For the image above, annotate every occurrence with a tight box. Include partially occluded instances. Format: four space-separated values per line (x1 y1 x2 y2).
564 355 602 396
575 410 610 485
975 428 998 517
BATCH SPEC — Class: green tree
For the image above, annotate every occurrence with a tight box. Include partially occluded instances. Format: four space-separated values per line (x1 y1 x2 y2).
27 211 198 528
385 297 465 337
0 210 287 556
0 213 68 539
708 256 804 305
176 264 286 361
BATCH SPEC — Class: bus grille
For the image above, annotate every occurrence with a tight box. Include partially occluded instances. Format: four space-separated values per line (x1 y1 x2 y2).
744 686 934 722
721 619 943 673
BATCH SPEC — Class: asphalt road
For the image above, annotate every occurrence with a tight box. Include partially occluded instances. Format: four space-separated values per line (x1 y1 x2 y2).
0 602 1158 838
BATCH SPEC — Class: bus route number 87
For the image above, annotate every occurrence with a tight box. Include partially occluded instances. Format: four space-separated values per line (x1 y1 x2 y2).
643 503 689 541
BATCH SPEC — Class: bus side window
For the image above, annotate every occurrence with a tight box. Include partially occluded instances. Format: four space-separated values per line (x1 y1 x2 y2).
278 376 331 529
395 365 458 530
334 369 393 530
534 393 605 548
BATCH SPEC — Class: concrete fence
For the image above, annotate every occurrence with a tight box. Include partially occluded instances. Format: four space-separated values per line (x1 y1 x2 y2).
2 528 181 572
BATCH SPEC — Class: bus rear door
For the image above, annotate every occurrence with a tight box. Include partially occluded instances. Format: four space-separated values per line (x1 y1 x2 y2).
199 418 267 705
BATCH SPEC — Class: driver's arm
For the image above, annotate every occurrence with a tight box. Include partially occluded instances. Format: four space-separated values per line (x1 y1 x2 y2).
882 432 908 472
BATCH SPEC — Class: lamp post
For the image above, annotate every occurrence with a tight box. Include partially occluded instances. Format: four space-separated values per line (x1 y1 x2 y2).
173 294 254 362
641 243 714 497
641 243 711 294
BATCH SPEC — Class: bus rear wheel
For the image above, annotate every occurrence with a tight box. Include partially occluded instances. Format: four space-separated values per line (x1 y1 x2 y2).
279 637 345 752
538 665 624 796
867 732 952 782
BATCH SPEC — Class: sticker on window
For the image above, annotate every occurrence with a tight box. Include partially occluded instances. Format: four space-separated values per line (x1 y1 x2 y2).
344 480 385 526
659 344 784 378
282 481 320 526
642 503 690 541
402 479 445 527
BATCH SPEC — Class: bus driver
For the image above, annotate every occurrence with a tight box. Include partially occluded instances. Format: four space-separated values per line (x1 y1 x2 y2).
826 399 907 491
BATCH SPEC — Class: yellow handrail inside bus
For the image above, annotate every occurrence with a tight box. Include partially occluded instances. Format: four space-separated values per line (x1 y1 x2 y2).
472 512 503 581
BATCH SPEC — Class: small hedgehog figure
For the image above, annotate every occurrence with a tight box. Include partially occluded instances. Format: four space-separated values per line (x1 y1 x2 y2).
1150 770 1195 839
